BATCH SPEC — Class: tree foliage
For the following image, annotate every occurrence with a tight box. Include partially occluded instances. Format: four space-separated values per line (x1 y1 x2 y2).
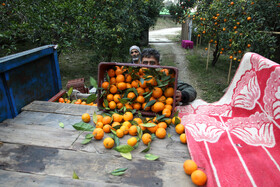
0 0 163 60
191 0 279 65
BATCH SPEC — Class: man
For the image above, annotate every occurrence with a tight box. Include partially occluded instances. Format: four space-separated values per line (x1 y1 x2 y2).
129 45 141 64
141 48 197 105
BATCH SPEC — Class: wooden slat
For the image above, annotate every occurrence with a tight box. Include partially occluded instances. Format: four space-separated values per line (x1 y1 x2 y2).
0 170 134 187
0 121 190 163
21 101 100 116
0 143 195 187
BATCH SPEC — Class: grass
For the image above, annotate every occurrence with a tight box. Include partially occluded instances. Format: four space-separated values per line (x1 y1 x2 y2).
186 45 239 102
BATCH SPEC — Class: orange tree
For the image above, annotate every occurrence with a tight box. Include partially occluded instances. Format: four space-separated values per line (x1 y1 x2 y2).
168 0 196 23
189 0 279 66
0 0 163 59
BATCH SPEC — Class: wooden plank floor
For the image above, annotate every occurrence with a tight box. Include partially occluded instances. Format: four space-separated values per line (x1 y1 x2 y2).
0 101 195 186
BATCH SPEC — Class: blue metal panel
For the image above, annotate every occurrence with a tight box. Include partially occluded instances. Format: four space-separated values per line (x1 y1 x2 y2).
0 75 13 122
0 45 62 122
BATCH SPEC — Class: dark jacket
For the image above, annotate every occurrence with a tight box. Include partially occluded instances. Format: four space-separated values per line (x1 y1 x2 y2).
177 80 197 105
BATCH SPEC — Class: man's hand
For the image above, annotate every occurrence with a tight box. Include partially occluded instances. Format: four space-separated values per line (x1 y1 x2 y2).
175 90 182 106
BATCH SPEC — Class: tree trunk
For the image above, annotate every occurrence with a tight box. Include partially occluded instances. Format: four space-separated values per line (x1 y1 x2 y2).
212 39 220 66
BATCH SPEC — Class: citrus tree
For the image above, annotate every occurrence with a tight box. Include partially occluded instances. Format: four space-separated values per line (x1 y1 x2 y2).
167 0 196 23
0 0 163 60
191 0 280 66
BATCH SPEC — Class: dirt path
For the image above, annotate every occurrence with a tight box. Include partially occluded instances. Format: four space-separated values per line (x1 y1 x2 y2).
149 28 203 99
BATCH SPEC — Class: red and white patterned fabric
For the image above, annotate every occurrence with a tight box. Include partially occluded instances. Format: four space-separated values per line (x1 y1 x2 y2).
178 52 280 187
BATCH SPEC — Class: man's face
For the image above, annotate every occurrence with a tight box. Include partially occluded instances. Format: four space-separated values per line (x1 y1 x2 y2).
142 56 159 66
131 49 140 58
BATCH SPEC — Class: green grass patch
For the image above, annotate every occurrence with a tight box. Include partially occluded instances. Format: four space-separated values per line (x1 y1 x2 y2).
187 47 239 103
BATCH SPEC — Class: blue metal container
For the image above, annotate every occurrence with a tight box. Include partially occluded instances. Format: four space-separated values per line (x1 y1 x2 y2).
0 45 62 122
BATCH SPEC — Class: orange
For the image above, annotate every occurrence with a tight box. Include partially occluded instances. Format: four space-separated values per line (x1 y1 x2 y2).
191 170 207 186
175 124 185 134
131 80 139 88
152 87 163 98
180 133 187 144
155 127 166 139
133 117 143 125
165 104 173 111
158 95 166 103
109 101 117 110
142 103 150 111
147 123 158 133
103 124 112 133
149 96 156 101
123 112 133 121
116 129 124 138
103 137 114 149
82 113 91 123
102 82 109 89
147 76 157 86
158 122 167 129
142 133 152 145
107 94 114 102
136 95 145 103
145 87 150 92
117 102 123 109
113 94 121 103
127 137 138 147
92 128 104 140
125 103 133 110
160 69 169 75
107 69 115 77
165 118 172 125
120 125 129 135
110 77 116 85
81 101 87 105
125 74 132 83
139 124 147 131
115 68 123 76
58 98 64 103
102 116 112 125
116 74 125 83
127 92 136 99
97 115 103 122
96 121 104 129
133 103 141 110
136 87 145 96
129 125 138 136
166 97 173 105
109 85 118 94
117 82 127 90
183 160 198 175
126 83 132 88
139 80 147 88
162 108 171 117
172 116 181 125
112 113 123 122
164 87 174 97
153 102 165 113
123 121 132 129
112 122 121 129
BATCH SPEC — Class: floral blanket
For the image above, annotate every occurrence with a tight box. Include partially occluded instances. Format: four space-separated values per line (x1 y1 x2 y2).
178 52 280 187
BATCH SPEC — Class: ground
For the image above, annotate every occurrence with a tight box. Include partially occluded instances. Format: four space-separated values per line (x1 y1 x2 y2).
149 27 203 99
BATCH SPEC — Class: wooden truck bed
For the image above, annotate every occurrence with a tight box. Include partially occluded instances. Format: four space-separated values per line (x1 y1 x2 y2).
0 101 195 187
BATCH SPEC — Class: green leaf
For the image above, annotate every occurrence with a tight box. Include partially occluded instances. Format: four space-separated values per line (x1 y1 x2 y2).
73 121 95 131
114 145 134 153
85 133 94 139
143 100 156 110
90 76 98 88
86 94 97 104
168 133 172 138
142 123 156 127
111 171 125 176
59 122 64 128
92 112 98 124
141 142 151 153
111 168 128 173
67 87 73 98
140 77 144 85
137 126 143 140
104 99 109 107
120 152 132 160
155 114 165 122
145 154 159 161
73 170 79 179
81 138 92 145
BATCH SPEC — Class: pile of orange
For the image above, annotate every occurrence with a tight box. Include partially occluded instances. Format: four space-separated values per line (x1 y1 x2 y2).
57 98 97 106
100 65 176 117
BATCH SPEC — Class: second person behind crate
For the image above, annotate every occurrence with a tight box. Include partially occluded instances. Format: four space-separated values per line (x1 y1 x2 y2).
141 48 197 106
